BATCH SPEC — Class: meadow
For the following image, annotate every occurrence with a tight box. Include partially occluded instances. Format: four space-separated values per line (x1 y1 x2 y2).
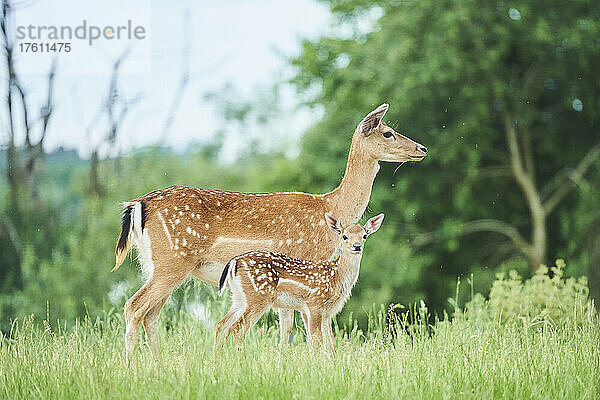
2 266 598 400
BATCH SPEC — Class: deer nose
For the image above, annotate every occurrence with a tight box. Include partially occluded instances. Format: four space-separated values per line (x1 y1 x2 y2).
418 145 427 153
352 244 362 251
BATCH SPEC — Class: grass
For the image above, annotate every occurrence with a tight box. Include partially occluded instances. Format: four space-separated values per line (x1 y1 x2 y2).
1 303 599 400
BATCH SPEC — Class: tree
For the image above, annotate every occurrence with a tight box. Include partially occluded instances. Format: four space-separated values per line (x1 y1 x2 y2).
288 0 600 311
0 0 56 292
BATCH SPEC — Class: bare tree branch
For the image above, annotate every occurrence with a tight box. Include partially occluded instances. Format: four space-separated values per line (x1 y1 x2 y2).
462 165 511 183
412 218 531 257
543 140 600 215
38 59 56 147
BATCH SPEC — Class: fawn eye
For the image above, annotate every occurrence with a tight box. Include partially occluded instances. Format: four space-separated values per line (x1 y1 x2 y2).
342 235 348 240
383 131 393 138
363 234 368 239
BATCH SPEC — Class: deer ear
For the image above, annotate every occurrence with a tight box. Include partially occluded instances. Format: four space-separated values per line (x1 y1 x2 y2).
357 103 389 137
364 213 384 235
324 213 342 236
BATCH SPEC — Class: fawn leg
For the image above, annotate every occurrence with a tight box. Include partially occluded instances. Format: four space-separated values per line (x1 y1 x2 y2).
230 301 270 348
307 311 323 351
321 317 335 354
278 309 294 345
214 289 246 352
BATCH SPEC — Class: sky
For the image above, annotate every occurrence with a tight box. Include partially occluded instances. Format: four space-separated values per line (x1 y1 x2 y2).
4 0 331 158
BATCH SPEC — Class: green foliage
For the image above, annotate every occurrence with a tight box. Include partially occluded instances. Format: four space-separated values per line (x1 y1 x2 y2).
463 260 593 329
285 0 600 312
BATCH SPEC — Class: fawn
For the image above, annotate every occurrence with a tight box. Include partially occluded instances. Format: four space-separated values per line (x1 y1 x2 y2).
214 212 384 353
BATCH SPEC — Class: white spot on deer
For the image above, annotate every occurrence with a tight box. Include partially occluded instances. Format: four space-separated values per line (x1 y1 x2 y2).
203 235 208 239
286 239 292 245
198 199 202 204
247 224 253 228
278 278 317 293
216 215 222 220
185 205 190 211
297 238 304 244
174 206 178 211
278 240 283 246
182 238 187 247
319 220 325 226
205 223 210 229
191 213 195 218
217 201 221 206
157 213 174 250
175 218 180 224
178 211 183 216
186 227 192 234
163 208 168 214
174 244 179 250
175 238 179 244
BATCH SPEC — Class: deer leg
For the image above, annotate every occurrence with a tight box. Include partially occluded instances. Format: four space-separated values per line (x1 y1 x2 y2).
307 311 323 351
124 271 188 363
300 312 309 338
214 291 246 353
321 317 335 354
278 309 294 345
230 301 270 348
142 296 168 361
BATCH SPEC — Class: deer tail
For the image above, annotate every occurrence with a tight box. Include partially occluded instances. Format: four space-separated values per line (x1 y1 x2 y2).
219 259 236 295
113 200 146 271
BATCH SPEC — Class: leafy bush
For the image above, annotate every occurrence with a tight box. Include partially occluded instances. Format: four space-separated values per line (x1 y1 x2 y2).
461 260 594 329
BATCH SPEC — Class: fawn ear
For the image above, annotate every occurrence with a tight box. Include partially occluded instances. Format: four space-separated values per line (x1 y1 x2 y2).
324 213 342 236
364 213 384 235
357 103 388 137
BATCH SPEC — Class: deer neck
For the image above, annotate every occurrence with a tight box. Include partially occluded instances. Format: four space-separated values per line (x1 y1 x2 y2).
334 248 363 292
326 137 380 224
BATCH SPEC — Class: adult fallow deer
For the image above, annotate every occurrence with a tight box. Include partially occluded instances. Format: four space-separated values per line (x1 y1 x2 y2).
112 103 427 361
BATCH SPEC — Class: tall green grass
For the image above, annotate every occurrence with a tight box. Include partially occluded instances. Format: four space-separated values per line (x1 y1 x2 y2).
1 265 599 399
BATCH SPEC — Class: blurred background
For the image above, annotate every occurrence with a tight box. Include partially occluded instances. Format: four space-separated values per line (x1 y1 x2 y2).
1 0 599 331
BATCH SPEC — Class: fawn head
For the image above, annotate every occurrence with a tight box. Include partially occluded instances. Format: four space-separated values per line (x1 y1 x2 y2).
355 104 427 162
324 213 384 254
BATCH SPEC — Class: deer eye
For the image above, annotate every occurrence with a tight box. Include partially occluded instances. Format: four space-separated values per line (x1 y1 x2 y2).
363 234 368 239
342 235 348 240
383 131 393 138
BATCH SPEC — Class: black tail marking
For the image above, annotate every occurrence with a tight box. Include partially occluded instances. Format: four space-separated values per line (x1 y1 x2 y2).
117 204 133 253
219 260 232 294
140 200 147 231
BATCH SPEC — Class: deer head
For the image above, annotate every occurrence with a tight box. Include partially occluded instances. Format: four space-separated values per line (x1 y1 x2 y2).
355 104 427 162
325 212 385 254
